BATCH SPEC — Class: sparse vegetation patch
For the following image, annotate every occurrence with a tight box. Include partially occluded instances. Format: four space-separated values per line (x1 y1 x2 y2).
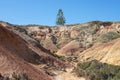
98 31 120 43
74 60 120 80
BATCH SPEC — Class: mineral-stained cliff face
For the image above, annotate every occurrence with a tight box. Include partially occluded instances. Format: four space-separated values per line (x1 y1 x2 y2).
0 22 67 80
24 26 72 53
23 21 120 56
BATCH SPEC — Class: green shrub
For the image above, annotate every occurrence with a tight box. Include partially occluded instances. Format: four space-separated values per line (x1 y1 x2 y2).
80 26 97 35
89 21 113 26
74 60 120 80
12 72 31 80
73 25 97 36
98 31 120 43
0 73 31 80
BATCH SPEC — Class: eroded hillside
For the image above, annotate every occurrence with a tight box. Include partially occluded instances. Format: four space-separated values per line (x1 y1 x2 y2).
22 21 120 57
0 22 67 80
1 21 120 80
78 38 120 65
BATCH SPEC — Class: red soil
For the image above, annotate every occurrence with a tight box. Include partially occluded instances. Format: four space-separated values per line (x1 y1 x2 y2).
0 24 57 80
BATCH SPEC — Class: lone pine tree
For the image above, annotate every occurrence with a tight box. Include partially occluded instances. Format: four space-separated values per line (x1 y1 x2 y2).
56 9 66 25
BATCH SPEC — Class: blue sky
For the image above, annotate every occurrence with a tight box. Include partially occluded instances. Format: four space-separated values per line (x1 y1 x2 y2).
0 0 120 26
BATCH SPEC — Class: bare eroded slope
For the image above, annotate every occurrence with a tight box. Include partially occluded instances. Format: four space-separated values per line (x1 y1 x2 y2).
78 38 120 65
0 23 66 80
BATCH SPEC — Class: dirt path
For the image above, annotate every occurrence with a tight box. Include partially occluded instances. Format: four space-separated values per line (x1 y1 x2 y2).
54 68 85 80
